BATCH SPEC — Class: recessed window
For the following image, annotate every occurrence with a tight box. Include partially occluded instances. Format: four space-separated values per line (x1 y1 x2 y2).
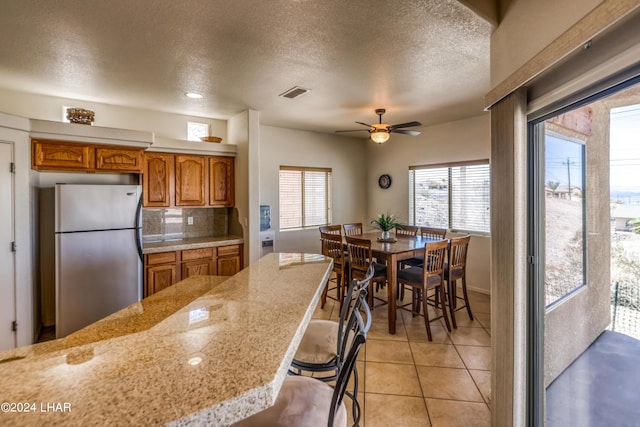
187 122 208 142
279 166 332 230
409 160 491 234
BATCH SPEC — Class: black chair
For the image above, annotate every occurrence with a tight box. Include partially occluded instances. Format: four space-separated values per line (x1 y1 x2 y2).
289 264 373 383
237 277 372 427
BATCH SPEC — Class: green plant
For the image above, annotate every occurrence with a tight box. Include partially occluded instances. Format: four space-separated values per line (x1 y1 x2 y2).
370 213 400 232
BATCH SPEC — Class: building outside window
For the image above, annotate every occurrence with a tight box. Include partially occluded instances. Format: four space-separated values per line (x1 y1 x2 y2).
279 166 332 230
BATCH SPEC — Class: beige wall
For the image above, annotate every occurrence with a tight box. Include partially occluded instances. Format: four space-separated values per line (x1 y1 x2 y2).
366 114 492 293
259 125 368 255
491 0 602 86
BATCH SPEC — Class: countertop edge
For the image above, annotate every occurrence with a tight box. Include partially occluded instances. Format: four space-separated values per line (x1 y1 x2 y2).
142 237 244 254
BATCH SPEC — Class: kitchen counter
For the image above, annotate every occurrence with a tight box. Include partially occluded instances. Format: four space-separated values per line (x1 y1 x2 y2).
0 252 332 426
142 235 244 254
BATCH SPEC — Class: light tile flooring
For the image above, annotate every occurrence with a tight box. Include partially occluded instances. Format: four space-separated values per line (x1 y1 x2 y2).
312 287 492 427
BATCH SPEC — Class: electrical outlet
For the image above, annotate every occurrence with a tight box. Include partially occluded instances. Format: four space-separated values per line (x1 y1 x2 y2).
187 216 193 225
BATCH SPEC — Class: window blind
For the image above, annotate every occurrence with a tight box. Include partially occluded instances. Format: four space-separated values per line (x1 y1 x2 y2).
409 160 490 234
279 167 331 230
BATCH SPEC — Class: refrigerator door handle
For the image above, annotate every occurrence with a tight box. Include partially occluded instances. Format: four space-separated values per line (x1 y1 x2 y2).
135 193 143 262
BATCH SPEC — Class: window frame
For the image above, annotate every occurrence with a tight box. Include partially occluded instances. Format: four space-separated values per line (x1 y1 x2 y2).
279 166 332 231
409 159 491 235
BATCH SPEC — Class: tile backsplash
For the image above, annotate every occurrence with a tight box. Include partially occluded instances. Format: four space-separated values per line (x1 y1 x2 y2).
142 207 229 242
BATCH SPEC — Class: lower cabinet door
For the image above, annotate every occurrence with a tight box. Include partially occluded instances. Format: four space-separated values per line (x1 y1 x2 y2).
217 256 241 276
182 259 215 279
145 264 179 297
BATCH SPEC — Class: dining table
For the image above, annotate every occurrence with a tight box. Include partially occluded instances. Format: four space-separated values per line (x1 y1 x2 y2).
351 231 441 334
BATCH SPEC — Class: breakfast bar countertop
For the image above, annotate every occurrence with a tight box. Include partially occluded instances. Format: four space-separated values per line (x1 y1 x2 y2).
0 252 332 427
142 235 244 254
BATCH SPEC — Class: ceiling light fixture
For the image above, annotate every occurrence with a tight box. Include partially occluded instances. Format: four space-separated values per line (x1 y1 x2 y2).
370 130 390 144
185 92 203 99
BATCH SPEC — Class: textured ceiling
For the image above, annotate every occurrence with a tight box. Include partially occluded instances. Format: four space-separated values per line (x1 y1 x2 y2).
0 0 492 134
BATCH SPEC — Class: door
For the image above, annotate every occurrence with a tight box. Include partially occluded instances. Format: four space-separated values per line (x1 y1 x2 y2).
0 142 16 350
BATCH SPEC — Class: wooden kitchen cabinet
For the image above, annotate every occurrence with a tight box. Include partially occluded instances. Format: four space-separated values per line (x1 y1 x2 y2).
144 251 180 297
32 140 94 171
144 244 243 296
143 152 173 207
216 244 242 276
209 156 234 207
32 139 144 173
142 152 235 208
181 247 215 278
175 155 207 206
96 147 143 172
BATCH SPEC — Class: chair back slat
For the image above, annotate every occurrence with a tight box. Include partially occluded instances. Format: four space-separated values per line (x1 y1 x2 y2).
448 235 470 279
422 239 448 279
395 225 419 237
420 227 447 239
320 231 344 264
319 225 342 235
345 236 371 278
343 223 363 236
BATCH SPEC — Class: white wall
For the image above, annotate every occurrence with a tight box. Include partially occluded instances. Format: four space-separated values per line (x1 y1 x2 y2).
259 125 368 255
0 87 227 142
366 114 492 293
490 0 602 86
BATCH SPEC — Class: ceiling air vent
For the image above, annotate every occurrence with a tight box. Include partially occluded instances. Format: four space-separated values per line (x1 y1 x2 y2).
279 86 310 99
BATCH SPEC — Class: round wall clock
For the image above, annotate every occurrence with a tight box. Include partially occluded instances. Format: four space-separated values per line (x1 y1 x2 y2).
378 174 392 189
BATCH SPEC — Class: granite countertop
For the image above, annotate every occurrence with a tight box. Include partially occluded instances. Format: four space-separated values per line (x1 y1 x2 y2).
0 252 332 426
142 235 244 254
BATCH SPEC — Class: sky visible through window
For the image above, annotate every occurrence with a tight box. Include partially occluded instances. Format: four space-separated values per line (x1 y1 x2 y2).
610 104 640 203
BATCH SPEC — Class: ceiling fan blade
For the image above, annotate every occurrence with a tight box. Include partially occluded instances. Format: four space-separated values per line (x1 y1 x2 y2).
388 121 422 130
355 121 373 128
335 129 370 133
390 129 421 136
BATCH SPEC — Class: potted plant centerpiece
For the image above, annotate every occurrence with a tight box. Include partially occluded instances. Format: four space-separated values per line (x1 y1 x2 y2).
371 213 400 241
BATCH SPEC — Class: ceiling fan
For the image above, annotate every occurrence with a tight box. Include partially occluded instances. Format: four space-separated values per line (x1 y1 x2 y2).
335 108 422 143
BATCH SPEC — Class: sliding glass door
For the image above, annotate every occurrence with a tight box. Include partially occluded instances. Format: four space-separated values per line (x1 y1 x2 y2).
529 78 640 425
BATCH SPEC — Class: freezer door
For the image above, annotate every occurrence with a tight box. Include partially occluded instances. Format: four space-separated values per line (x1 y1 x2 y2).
56 184 141 232
56 228 142 338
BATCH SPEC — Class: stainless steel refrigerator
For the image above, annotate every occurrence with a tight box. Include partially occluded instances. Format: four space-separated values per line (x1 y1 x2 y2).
55 184 143 338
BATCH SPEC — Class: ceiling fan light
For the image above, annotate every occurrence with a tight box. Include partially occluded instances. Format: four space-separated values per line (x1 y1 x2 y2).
371 130 390 144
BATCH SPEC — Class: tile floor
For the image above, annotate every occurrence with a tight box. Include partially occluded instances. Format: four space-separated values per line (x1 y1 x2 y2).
312 286 492 427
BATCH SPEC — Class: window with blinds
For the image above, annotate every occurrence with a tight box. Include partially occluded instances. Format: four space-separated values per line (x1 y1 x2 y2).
279 167 332 230
409 160 490 234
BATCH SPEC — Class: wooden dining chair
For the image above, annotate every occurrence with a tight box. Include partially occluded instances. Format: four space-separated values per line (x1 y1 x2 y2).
400 226 448 268
445 235 473 328
319 224 342 235
343 223 363 236
420 227 448 240
395 224 419 237
396 239 452 341
346 236 387 310
319 231 348 308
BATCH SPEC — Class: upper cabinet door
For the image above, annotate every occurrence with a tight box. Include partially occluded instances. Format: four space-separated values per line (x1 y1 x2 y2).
175 155 207 206
143 153 173 207
96 147 143 172
209 156 234 207
32 140 94 171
